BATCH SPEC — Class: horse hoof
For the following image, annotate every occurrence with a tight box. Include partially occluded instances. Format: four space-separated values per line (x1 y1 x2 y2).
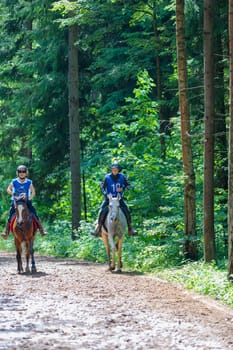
108 266 115 272
31 267 37 274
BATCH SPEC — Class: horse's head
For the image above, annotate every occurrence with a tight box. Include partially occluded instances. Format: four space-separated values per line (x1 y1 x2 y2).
15 202 27 225
108 194 121 223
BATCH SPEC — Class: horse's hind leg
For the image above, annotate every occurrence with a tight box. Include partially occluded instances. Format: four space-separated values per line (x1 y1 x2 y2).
30 242 36 273
101 233 111 270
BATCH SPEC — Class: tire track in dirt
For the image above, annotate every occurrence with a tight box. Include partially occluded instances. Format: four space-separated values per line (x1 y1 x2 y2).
0 251 233 350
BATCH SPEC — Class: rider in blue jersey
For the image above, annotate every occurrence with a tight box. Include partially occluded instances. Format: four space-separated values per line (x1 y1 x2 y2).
92 162 137 237
1 165 47 239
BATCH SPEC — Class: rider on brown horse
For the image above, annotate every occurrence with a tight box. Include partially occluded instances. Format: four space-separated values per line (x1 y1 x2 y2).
1 165 47 240
92 162 137 237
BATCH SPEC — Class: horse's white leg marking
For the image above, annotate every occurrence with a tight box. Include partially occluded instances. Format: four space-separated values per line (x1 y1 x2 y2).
17 204 23 224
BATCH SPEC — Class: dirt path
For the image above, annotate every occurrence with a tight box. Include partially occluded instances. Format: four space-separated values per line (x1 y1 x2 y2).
0 251 233 350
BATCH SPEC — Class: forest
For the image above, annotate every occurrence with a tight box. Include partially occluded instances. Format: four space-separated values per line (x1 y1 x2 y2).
1 0 233 305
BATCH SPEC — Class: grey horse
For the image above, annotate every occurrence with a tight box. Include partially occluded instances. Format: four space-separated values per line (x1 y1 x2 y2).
100 194 127 272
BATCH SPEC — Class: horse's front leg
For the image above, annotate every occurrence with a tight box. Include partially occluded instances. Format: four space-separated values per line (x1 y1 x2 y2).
108 234 116 271
25 242 30 273
111 247 116 271
101 233 111 270
116 237 123 272
30 241 36 273
16 248 23 274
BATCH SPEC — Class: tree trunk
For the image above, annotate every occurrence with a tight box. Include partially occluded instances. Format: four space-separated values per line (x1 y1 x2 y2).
203 0 216 262
228 0 233 279
68 24 81 238
176 0 198 260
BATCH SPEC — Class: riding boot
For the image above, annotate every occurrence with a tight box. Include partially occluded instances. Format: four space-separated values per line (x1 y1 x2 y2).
37 219 48 236
91 224 101 237
1 222 10 240
128 225 137 236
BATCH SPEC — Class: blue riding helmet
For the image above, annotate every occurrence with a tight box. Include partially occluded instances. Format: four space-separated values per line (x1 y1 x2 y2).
111 162 122 171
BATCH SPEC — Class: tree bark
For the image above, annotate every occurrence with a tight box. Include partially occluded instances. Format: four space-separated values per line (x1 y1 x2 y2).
228 0 233 279
176 0 197 260
203 0 216 262
68 23 81 238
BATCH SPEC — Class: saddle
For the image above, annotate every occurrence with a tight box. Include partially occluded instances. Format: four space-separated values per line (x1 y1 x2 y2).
10 215 39 233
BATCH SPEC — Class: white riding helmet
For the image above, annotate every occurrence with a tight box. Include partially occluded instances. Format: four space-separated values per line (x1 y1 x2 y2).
16 165 28 176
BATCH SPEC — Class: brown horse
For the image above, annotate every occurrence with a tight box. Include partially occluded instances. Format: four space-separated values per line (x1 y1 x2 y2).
12 193 37 274
100 194 127 272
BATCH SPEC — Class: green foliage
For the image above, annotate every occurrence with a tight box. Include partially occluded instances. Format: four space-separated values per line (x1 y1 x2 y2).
0 0 70 218
157 261 233 307
33 220 106 262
